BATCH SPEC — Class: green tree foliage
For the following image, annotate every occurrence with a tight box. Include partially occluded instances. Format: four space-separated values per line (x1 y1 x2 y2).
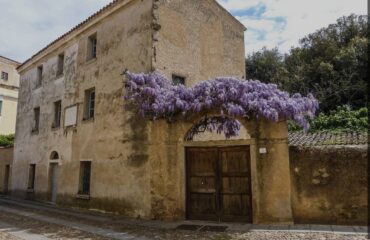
0 134 15 147
288 106 368 132
246 14 368 113
245 47 288 86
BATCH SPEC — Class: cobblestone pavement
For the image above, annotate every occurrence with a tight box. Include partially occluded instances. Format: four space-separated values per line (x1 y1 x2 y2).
0 231 21 240
0 196 367 240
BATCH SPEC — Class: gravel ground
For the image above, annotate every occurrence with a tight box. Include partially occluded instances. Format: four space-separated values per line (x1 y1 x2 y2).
1 231 365 240
0 232 21 240
0 211 110 240
0 199 367 240
233 232 368 240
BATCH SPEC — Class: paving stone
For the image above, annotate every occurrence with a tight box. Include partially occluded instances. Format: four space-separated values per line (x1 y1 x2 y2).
0 197 368 240
268 225 291 231
310 224 332 233
0 232 21 240
352 226 368 233
250 224 272 231
289 224 311 232
0 221 49 240
228 223 252 232
331 225 357 234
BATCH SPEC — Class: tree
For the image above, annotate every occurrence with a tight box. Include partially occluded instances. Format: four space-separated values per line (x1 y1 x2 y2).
245 47 288 87
246 14 368 113
288 106 368 132
0 134 15 147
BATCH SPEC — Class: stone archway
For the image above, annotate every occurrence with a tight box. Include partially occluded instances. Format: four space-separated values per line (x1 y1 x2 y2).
50 151 59 160
147 114 293 224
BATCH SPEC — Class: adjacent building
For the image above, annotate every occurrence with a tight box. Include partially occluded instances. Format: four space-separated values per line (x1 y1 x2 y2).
12 0 294 224
0 56 20 135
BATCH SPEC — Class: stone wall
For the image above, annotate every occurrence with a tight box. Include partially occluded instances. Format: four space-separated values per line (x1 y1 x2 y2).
289 145 368 225
13 0 154 218
0 147 13 193
154 0 246 85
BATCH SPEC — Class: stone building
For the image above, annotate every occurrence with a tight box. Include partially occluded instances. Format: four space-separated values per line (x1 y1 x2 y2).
0 147 13 194
12 0 293 224
0 56 20 135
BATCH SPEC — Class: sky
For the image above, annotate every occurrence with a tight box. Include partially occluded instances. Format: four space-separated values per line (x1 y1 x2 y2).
0 0 366 62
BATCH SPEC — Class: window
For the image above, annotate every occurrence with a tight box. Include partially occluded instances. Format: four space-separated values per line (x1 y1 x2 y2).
84 88 95 120
52 100 62 128
1 71 8 80
0 100 2 116
36 65 43 88
87 34 97 61
28 164 36 190
78 161 91 195
172 75 185 86
32 107 40 133
56 53 64 77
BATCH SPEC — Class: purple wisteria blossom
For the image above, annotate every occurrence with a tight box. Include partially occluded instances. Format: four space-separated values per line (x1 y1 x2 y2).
124 71 319 140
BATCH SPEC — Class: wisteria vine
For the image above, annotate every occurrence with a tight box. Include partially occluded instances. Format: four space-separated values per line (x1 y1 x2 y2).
124 71 319 140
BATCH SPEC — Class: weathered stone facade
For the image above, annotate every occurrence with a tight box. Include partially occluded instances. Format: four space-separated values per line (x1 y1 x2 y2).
12 0 293 224
0 56 19 135
0 147 13 194
290 145 368 225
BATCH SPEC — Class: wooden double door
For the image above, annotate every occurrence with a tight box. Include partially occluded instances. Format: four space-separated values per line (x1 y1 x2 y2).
186 146 252 222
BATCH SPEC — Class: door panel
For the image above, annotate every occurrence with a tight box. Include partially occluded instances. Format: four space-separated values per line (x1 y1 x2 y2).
186 146 252 222
186 148 218 220
219 147 252 222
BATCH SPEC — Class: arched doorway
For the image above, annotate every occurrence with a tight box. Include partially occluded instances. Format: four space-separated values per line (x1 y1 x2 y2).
148 114 293 224
49 151 60 203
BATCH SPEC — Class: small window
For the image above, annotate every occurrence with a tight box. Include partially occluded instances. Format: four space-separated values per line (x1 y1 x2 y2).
1 71 8 80
52 100 62 128
172 75 185 86
32 107 40 133
56 53 64 77
84 88 95 120
78 161 91 195
36 65 43 88
87 34 97 61
0 100 2 116
28 164 36 190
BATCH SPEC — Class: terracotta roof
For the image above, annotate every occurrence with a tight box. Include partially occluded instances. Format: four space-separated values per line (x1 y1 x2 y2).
288 131 368 146
17 0 121 70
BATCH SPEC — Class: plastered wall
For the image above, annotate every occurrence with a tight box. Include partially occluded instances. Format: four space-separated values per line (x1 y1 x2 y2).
290 145 368 226
0 147 13 193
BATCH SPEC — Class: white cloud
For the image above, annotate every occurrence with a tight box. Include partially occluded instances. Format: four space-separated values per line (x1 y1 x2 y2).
218 0 367 55
0 0 111 62
0 0 367 61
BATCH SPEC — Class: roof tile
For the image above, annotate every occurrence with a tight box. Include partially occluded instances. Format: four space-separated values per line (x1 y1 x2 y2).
288 131 368 146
